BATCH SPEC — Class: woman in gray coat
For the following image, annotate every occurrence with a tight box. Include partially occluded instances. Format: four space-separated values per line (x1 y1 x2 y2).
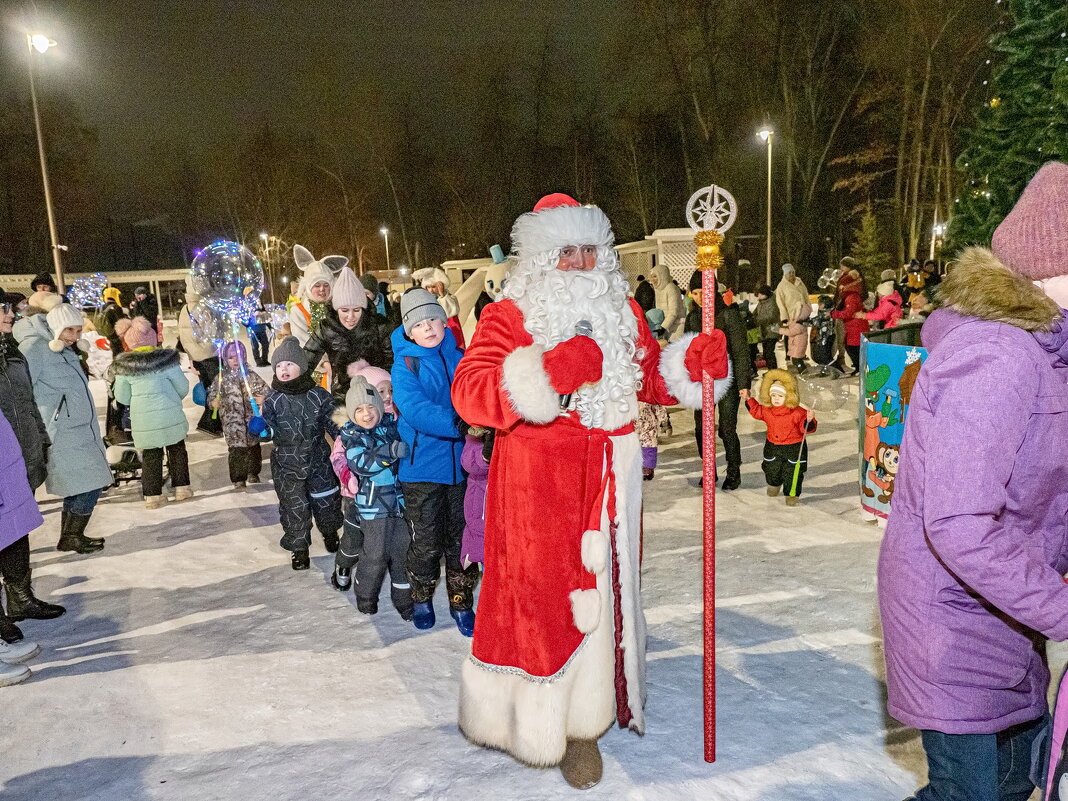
14 303 112 554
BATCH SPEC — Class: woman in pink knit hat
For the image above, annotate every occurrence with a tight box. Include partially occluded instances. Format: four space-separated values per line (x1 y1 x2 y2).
879 162 1068 800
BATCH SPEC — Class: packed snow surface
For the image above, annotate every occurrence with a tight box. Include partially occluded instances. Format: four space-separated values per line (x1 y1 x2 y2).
1 372 977 800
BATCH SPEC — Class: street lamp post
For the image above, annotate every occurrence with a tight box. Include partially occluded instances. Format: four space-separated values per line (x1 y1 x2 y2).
380 226 390 272
26 33 65 292
259 232 276 304
757 127 774 286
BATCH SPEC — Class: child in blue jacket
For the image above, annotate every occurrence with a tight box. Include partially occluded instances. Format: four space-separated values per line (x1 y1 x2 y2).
329 376 412 619
391 289 478 636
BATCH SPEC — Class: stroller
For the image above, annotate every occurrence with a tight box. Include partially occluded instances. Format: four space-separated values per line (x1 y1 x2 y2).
106 444 142 486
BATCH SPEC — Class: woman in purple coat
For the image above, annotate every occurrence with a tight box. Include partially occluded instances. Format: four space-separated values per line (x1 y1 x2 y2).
879 161 1068 800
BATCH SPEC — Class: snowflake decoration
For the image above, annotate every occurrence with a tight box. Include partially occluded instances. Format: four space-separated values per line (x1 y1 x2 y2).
686 185 738 233
904 348 922 365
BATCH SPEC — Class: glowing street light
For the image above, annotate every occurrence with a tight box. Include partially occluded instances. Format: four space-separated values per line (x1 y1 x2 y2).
26 33 65 291
379 226 391 272
757 126 774 286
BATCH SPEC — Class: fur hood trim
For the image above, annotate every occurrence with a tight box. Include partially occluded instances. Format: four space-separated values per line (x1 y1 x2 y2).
112 347 181 376
939 247 1060 333
758 368 800 407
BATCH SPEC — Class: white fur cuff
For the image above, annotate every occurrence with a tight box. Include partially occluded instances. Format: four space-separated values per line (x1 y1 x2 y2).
659 333 733 409
501 345 560 424
570 588 601 634
580 529 608 575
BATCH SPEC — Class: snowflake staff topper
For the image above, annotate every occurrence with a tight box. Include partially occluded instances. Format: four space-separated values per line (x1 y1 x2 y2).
686 184 738 233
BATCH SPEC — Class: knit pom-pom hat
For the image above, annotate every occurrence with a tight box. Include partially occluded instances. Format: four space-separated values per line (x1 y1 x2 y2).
46 303 85 352
345 375 384 424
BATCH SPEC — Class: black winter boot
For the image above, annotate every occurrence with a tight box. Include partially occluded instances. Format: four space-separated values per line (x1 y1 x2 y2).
0 616 23 644
445 564 481 612
322 531 339 554
4 577 65 621
291 550 310 571
56 512 104 554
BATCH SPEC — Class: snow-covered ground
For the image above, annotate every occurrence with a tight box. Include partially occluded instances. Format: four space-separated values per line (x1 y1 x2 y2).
1 366 952 800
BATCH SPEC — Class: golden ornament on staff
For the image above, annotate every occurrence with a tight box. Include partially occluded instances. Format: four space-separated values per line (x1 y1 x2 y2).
695 229 724 271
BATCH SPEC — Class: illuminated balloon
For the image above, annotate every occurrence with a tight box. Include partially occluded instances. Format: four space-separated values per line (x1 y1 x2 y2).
190 240 264 318
830 269 843 281
817 276 830 289
189 299 227 346
266 303 288 330
68 273 108 310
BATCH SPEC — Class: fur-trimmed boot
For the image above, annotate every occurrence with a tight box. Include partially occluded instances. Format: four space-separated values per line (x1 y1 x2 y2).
560 738 603 789
56 511 104 554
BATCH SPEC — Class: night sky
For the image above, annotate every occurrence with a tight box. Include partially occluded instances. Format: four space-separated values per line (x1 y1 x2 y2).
5 1 620 212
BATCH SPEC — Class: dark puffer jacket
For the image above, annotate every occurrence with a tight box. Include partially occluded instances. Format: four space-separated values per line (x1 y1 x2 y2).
303 309 393 402
262 377 340 477
0 334 49 490
686 293 753 392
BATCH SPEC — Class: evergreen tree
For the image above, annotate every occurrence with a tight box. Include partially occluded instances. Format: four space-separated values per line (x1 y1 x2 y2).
851 206 889 288
950 0 1068 248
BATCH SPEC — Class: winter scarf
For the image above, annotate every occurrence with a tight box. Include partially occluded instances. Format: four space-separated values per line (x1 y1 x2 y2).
272 372 316 396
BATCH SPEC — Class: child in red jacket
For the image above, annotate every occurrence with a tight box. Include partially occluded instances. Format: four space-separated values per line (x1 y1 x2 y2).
741 369 816 506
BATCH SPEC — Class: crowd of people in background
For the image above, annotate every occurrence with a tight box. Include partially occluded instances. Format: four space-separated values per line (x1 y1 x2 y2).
0 245 938 687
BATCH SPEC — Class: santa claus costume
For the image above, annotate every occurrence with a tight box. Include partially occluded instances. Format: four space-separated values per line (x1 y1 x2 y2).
451 194 729 787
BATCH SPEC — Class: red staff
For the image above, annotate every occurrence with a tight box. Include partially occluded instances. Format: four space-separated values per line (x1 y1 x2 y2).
686 184 738 763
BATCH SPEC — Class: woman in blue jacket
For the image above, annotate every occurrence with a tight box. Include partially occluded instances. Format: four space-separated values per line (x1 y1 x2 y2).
391 289 478 636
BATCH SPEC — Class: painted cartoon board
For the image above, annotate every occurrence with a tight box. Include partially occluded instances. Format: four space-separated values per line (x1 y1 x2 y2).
858 339 928 519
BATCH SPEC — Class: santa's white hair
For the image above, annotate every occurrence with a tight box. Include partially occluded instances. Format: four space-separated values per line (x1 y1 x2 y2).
505 246 641 430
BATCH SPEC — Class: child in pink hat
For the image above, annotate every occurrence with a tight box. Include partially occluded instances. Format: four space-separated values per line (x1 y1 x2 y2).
347 360 396 417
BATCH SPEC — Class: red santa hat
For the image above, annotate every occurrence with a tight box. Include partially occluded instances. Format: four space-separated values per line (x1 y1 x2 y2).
511 193 614 259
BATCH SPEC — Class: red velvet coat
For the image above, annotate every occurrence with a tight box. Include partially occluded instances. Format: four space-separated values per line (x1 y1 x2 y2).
452 299 679 679
831 290 871 346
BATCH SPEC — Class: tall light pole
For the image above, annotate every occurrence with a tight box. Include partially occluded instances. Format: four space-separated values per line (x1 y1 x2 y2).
380 226 390 272
758 126 774 286
27 33 65 292
259 232 276 304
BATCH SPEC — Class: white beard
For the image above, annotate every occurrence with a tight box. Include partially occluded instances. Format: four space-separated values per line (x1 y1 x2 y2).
507 249 642 430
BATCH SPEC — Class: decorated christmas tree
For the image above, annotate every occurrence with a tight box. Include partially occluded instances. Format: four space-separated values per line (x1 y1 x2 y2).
950 0 1068 248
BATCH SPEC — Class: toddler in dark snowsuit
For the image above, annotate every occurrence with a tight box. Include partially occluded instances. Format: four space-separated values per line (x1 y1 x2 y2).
260 336 343 570
742 368 817 506
329 376 413 619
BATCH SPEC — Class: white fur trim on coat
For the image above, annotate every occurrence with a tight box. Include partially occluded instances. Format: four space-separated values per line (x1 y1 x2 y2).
501 345 560 424
581 529 608 575
511 205 614 258
659 332 732 409
570 589 601 634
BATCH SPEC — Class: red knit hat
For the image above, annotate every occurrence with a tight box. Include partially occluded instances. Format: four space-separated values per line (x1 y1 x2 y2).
992 162 1068 281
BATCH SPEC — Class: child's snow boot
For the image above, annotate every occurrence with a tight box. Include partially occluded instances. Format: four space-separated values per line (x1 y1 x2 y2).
356 598 379 615
412 601 436 630
785 496 799 507
144 495 168 510
247 474 261 485
291 550 310 571
232 481 247 492
174 486 195 502
450 608 475 637
767 486 781 497
322 531 339 554
331 565 351 591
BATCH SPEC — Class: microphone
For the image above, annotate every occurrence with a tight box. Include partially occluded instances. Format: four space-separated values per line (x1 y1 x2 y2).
560 319 594 410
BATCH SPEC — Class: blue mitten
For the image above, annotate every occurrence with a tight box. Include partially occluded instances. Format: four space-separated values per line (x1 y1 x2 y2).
247 416 267 436
192 383 207 406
